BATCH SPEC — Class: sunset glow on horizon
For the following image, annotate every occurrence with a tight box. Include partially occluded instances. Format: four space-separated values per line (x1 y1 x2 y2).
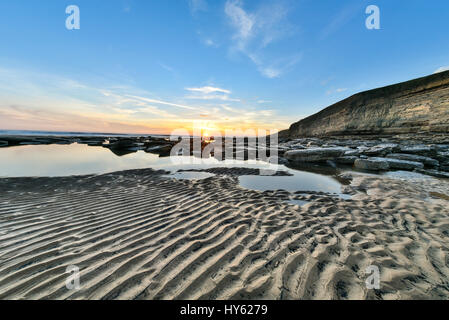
1 1 448 135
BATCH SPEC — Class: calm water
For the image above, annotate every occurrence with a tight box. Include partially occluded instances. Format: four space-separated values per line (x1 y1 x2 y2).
286 200 309 207
0 129 168 138
0 143 345 194
163 172 216 180
238 172 342 193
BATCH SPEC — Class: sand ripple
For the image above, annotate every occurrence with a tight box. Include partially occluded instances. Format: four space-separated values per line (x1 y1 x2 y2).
0 168 449 300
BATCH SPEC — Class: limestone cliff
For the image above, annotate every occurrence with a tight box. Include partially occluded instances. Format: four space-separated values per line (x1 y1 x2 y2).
286 71 449 138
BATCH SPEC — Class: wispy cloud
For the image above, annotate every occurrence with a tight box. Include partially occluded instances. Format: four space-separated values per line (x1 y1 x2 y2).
187 95 240 102
188 0 208 15
249 52 302 79
434 66 449 74
320 2 362 40
186 86 231 95
126 95 199 111
158 62 175 73
185 86 240 101
326 87 348 95
0 66 290 133
225 0 255 44
224 0 300 78
204 38 218 47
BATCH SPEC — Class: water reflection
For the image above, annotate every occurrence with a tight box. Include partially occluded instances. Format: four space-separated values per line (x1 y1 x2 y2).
0 143 348 194
238 171 342 194
286 200 309 207
0 143 279 178
163 172 216 181
0 143 162 177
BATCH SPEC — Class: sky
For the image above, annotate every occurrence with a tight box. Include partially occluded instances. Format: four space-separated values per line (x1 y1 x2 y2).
0 0 448 135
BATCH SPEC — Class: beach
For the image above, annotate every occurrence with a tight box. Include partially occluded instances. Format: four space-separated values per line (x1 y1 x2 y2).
1 0 449 306
1 166 448 300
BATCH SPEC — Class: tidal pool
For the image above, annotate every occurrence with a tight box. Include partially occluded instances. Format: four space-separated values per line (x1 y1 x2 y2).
0 143 347 193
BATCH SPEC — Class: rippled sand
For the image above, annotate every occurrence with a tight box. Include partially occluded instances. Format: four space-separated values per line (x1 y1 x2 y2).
0 168 448 300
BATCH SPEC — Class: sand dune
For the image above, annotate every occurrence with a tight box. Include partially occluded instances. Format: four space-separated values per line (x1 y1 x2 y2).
0 168 448 300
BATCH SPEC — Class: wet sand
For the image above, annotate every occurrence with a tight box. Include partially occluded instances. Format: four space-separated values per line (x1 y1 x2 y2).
0 168 448 300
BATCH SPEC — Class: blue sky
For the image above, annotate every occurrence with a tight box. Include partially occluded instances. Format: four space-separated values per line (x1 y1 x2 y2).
0 0 448 134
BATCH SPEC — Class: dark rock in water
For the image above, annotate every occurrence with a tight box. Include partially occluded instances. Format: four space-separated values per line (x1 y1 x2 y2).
414 168 449 179
1 136 34 146
285 147 347 163
354 158 389 171
371 157 424 170
1 136 75 147
108 148 138 157
76 139 106 146
146 138 171 147
0 140 9 147
336 156 358 165
386 153 439 167
53 140 72 145
87 142 105 146
145 144 173 155
107 138 137 150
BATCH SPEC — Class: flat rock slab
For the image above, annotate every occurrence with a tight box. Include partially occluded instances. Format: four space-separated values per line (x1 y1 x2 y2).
354 158 389 171
371 157 424 170
336 156 358 164
285 147 347 163
400 145 437 156
387 153 439 167
415 168 449 179
362 144 399 156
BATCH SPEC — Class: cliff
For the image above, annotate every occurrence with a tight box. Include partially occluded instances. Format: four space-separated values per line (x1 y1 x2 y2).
286 71 449 138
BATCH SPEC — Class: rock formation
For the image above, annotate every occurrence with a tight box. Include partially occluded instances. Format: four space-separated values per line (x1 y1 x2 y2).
283 71 449 138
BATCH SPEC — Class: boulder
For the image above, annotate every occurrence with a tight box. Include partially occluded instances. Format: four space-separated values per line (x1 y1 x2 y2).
386 153 439 167
354 158 389 171
107 138 137 149
336 156 358 165
371 157 424 170
145 144 173 155
0 140 8 147
285 147 347 163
